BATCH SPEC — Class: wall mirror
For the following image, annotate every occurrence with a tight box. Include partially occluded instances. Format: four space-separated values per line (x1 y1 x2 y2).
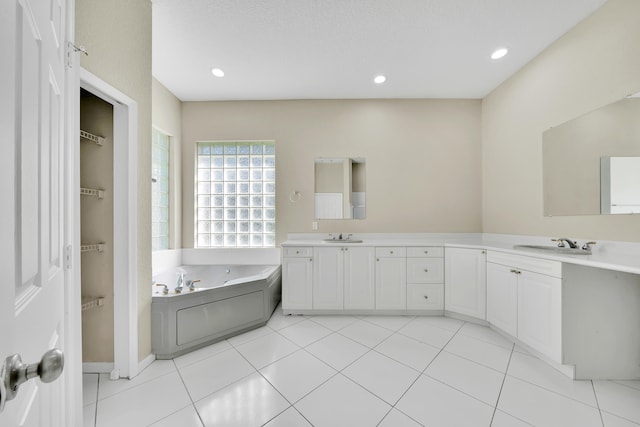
543 92 640 216
314 158 366 219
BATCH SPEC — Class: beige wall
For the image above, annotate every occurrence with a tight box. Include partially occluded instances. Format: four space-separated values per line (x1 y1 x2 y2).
76 0 152 360
482 0 640 242
182 99 482 246
152 78 183 249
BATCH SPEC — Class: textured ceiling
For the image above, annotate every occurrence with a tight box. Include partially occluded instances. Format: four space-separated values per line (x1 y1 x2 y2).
152 0 607 101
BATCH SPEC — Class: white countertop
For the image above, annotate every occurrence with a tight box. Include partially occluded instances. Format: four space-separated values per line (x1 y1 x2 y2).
282 233 640 275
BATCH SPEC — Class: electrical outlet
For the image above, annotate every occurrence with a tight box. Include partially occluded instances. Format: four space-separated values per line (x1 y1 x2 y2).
312 221 318 230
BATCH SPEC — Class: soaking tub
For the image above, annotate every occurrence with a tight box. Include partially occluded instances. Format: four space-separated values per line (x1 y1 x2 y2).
151 264 281 359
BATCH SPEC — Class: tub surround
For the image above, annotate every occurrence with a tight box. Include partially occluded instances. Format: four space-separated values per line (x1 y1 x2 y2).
152 247 282 276
282 232 640 380
152 264 281 359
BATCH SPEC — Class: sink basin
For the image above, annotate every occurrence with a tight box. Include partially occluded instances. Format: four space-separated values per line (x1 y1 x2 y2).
513 244 591 255
323 239 363 244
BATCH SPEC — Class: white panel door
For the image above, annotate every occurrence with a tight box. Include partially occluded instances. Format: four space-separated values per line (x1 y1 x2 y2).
282 257 313 310
486 262 518 337
444 248 486 319
313 247 344 309
518 271 562 363
343 247 375 309
0 0 68 424
375 257 406 309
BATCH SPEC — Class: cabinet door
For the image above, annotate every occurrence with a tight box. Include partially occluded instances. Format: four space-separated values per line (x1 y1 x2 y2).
376 257 406 309
313 247 344 309
444 248 486 319
282 257 313 309
344 247 375 309
486 262 518 336
518 271 562 362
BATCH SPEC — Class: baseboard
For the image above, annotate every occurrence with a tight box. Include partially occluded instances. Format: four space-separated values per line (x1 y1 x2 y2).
82 362 114 374
137 353 156 376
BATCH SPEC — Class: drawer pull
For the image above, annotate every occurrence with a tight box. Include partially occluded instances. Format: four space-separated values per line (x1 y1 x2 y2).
390 250 394 254
424 250 428 254
424 269 429 272
296 250 300 254
510 269 521 275
423 295 429 299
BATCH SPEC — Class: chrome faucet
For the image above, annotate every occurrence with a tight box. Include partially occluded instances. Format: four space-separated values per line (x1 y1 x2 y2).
175 272 185 293
552 238 578 249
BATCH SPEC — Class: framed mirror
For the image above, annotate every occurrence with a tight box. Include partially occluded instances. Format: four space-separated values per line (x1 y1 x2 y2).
543 92 640 216
314 157 366 219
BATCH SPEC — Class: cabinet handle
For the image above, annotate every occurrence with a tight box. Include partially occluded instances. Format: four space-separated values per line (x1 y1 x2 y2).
390 250 394 254
510 269 521 274
309 258 313 262
377 258 380 262
481 250 486 254
424 269 429 272
423 295 429 299
424 250 428 254
296 250 300 254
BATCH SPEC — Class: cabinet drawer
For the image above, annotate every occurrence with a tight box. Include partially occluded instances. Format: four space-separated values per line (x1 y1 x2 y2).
407 258 443 283
284 247 313 258
487 251 561 278
375 247 406 258
407 284 444 310
407 246 444 258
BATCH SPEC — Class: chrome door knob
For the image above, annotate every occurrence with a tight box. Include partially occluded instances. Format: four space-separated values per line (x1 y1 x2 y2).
1 348 64 410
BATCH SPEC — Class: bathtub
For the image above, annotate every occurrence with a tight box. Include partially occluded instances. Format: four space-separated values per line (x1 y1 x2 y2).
151 264 281 359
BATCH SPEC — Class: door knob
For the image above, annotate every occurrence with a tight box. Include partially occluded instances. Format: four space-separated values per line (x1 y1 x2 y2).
0 348 64 411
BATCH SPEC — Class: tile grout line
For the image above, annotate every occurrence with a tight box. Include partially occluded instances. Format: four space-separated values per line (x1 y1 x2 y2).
372 320 469 427
489 342 515 426
590 380 605 427
93 374 100 427
170 358 206 427
504 371 603 410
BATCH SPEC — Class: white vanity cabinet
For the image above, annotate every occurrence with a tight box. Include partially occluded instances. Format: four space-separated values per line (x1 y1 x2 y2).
343 246 376 309
375 247 407 309
406 247 444 310
444 247 487 319
486 251 562 363
312 246 375 309
282 247 313 310
486 262 518 336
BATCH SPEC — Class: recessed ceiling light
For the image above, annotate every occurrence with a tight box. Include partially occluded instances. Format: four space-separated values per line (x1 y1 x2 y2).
374 75 386 84
491 48 508 60
211 68 225 77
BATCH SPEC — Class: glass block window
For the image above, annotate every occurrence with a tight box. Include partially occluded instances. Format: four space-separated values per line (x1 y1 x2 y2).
152 128 170 251
196 141 276 247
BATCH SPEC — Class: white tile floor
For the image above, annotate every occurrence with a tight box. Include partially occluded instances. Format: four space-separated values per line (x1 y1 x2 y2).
83 305 640 427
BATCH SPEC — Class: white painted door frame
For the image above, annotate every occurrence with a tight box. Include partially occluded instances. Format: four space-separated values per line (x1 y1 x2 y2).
72 68 140 379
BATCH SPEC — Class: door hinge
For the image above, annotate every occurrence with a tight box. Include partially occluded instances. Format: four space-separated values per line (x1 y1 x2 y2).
66 42 88 69
65 244 72 270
